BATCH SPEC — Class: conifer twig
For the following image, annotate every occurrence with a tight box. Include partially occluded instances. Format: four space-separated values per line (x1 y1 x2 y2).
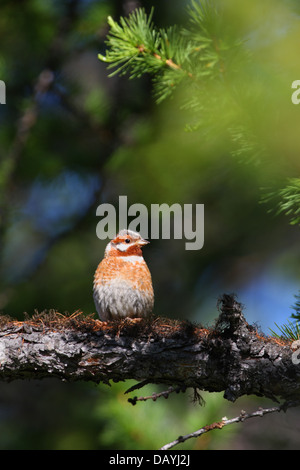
127 385 187 405
160 400 300 450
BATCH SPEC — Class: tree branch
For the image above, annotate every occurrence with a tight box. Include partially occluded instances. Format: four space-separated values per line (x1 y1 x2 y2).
160 400 300 450
0 294 298 405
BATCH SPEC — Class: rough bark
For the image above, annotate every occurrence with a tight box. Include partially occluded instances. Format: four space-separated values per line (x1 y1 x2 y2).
0 294 298 403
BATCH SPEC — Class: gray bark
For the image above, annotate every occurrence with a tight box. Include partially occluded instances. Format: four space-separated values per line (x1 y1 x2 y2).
0 294 298 403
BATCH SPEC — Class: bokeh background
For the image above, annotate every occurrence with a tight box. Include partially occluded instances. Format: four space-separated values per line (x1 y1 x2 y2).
0 0 300 450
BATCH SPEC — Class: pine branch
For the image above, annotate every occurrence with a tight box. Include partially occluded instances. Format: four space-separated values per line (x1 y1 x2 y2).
0 294 299 407
98 9 186 78
98 2 242 103
261 178 300 227
270 319 300 342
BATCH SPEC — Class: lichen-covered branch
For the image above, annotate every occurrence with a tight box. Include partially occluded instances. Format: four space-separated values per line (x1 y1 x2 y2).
0 295 298 403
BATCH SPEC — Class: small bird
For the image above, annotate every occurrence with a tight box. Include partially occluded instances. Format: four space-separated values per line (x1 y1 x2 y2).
93 229 154 321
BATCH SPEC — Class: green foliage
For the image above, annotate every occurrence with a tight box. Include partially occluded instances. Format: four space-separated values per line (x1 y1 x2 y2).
261 178 300 226
291 291 300 322
99 0 300 239
98 8 163 77
99 1 246 104
186 0 245 69
264 179 300 338
97 0 268 172
269 292 300 341
270 320 300 342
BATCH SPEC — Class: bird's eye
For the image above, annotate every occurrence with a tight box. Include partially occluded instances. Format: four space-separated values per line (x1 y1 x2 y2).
125 238 131 244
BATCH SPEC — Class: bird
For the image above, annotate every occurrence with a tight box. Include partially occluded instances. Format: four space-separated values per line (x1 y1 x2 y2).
93 229 154 321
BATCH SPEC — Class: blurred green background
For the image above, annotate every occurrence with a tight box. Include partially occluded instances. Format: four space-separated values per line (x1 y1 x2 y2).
0 0 300 450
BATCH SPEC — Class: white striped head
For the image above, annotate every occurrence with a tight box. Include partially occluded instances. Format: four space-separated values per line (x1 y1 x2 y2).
104 229 149 258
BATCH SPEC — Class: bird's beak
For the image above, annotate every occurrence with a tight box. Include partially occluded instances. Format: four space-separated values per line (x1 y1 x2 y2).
138 238 149 246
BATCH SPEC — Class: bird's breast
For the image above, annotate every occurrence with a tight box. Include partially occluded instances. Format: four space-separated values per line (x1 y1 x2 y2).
93 255 153 292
